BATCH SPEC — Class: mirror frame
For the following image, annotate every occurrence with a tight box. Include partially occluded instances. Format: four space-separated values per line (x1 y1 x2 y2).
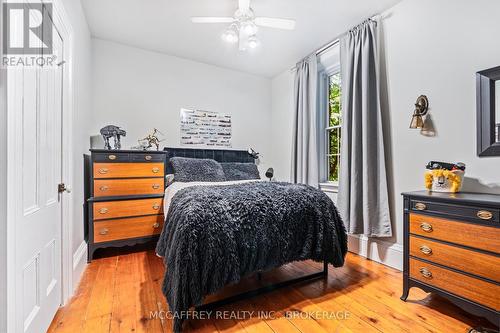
476 65 500 157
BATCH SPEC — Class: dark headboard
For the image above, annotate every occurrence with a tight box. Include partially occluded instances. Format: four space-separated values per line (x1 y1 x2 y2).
163 147 255 174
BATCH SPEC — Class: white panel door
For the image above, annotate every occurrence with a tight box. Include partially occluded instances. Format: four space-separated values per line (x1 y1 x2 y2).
11 8 65 333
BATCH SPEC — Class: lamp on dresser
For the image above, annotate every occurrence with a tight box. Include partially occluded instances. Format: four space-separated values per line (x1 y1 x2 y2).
85 149 167 261
401 191 500 326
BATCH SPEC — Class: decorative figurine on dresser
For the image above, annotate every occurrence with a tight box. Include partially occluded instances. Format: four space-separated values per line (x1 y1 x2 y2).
85 149 167 261
401 191 500 326
100 125 126 150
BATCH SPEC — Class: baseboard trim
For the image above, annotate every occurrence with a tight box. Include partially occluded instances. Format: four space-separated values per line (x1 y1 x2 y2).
347 234 403 271
71 241 87 294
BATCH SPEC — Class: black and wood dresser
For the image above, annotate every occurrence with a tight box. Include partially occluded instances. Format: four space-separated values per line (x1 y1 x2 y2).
86 149 167 261
401 191 500 325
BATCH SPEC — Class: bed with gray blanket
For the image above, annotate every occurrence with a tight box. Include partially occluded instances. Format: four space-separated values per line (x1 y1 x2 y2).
156 152 347 332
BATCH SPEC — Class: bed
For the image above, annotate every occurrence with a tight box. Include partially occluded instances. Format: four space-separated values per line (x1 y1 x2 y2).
156 147 347 332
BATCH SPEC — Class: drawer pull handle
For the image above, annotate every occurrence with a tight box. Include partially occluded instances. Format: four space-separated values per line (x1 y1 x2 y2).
145 155 152 161
98 168 109 174
99 208 109 214
152 184 161 190
152 167 160 174
99 185 109 192
477 210 493 220
415 202 427 211
108 154 116 160
419 245 432 255
99 228 109 235
420 223 433 232
152 204 161 210
153 222 160 229
419 267 433 279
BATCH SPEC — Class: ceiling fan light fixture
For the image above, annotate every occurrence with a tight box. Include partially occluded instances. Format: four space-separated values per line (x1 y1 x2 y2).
241 21 258 35
192 0 295 51
247 35 259 49
222 25 239 43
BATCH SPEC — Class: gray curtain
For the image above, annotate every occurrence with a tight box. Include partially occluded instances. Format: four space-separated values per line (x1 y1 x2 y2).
291 55 319 187
338 19 392 237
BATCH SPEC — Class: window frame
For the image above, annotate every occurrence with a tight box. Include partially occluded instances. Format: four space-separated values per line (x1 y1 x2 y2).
320 64 342 185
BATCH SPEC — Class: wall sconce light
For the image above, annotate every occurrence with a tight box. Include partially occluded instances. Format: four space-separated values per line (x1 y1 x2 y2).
409 95 429 129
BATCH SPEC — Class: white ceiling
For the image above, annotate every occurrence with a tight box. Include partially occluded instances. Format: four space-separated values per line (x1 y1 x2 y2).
81 0 402 78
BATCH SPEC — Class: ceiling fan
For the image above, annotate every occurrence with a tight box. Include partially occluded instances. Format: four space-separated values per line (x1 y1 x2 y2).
191 0 296 51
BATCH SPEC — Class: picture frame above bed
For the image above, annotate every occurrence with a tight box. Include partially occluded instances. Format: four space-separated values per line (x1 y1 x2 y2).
180 108 232 148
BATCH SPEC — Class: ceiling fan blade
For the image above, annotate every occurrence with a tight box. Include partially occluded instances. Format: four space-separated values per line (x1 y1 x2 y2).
191 17 235 23
255 17 296 30
238 0 250 11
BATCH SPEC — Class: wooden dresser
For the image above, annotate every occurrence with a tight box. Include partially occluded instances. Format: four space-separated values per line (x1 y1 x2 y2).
86 149 167 261
401 191 500 325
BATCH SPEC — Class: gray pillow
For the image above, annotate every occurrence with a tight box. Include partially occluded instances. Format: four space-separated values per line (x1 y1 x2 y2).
170 157 226 182
221 162 260 181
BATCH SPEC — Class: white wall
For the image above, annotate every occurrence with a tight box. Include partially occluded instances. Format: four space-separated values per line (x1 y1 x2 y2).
382 0 500 246
90 38 273 173
270 0 500 269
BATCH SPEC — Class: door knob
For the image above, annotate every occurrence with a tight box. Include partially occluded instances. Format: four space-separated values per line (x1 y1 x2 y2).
99 208 109 214
153 222 160 228
99 168 109 174
58 183 71 193
152 167 160 173
99 228 109 235
152 184 160 190
152 204 160 210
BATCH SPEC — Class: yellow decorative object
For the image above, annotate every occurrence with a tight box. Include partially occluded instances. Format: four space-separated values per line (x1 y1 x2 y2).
424 169 463 193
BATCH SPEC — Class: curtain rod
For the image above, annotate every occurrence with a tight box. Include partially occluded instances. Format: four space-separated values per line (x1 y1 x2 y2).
290 13 380 72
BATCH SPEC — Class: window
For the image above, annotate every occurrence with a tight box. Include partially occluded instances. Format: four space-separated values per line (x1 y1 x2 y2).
326 72 342 182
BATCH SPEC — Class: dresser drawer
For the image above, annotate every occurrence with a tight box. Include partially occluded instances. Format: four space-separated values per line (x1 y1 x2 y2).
93 198 163 220
411 199 499 223
130 153 164 162
410 213 500 253
410 236 500 282
93 152 129 162
93 162 164 179
410 258 500 310
93 215 164 243
94 178 164 197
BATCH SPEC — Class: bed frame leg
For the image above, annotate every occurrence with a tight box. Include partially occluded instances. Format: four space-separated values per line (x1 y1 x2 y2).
323 261 328 278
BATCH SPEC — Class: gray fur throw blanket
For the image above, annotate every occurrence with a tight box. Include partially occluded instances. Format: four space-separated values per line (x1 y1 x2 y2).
155 181 347 332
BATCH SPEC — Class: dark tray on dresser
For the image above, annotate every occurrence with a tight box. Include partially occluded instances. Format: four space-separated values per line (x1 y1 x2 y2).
401 191 500 326
85 149 167 261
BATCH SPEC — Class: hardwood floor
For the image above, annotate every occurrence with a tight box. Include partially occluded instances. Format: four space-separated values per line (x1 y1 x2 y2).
48 246 498 333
